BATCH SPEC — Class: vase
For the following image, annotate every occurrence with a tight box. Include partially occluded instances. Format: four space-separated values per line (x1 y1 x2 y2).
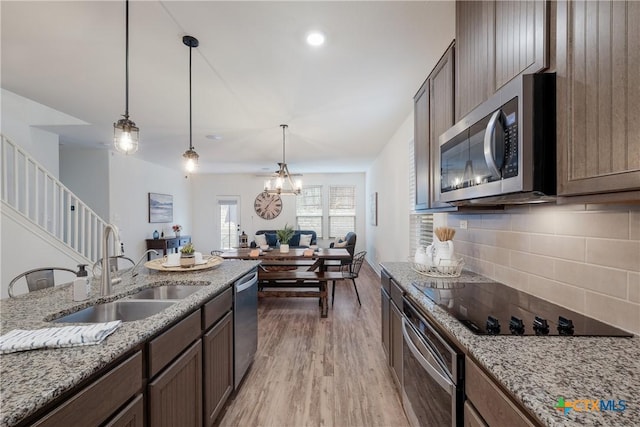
180 254 195 268
434 240 455 271
279 243 290 253
175 232 180 238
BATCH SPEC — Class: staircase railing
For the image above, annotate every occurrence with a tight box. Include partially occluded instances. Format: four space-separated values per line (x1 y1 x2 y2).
1 134 106 262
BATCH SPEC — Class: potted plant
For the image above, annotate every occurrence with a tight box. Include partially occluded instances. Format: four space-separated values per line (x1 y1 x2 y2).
276 224 295 253
180 242 196 268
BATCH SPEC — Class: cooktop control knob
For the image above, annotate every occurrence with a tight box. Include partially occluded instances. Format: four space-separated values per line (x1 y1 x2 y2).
557 316 575 336
509 316 525 335
486 316 501 335
533 316 550 335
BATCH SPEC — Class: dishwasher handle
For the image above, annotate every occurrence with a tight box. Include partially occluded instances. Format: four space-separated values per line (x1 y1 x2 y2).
235 271 258 292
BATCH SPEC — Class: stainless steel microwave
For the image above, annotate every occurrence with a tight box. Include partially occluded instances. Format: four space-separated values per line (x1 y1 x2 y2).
437 73 556 205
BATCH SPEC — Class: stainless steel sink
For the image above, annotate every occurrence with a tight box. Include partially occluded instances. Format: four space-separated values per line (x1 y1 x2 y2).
127 285 207 300
52 300 176 323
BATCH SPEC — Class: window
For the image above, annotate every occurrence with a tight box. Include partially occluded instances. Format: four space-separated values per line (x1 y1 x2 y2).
329 186 355 238
296 186 323 235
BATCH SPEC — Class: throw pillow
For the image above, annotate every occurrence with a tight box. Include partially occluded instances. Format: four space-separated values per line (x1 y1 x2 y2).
265 233 278 247
254 234 267 247
288 233 301 247
334 236 348 248
299 233 313 247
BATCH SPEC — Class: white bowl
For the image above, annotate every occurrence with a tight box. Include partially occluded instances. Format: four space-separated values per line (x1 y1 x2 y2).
260 244 270 251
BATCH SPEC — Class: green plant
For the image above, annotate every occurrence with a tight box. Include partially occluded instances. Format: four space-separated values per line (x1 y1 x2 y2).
180 242 195 255
276 224 295 245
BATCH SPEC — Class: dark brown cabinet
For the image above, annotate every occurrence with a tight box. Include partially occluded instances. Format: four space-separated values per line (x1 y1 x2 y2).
381 269 403 391
148 340 203 427
203 287 234 427
414 41 456 211
389 298 403 390
556 0 640 202
145 235 192 260
104 394 144 427
455 1 548 121
381 287 391 360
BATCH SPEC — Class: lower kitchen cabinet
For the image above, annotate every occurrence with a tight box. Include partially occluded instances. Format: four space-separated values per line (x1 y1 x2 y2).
465 357 537 427
104 394 144 427
464 401 488 427
381 287 391 359
148 340 203 427
32 351 142 427
381 269 403 391
389 299 403 389
204 310 234 426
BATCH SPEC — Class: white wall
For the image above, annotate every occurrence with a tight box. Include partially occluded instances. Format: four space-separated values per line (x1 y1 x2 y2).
191 173 366 253
365 113 413 272
108 152 191 262
60 148 110 220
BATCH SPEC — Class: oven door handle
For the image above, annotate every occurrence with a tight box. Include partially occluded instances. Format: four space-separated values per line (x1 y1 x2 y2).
402 319 454 396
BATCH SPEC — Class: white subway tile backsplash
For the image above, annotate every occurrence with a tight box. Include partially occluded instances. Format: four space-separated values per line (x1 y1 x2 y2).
529 234 585 262
585 238 640 271
445 205 639 334
555 260 628 299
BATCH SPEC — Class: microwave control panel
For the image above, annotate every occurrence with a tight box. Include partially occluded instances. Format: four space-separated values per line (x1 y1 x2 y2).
501 99 519 179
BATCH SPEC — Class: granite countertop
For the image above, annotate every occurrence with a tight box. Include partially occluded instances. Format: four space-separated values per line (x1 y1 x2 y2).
0 260 260 427
380 262 639 427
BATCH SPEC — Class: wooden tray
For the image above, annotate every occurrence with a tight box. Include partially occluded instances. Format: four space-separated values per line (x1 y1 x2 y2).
144 255 223 272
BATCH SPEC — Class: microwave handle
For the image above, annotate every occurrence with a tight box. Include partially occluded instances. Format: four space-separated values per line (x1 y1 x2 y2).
484 110 505 179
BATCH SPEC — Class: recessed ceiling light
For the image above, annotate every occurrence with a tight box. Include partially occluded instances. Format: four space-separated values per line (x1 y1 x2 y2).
306 31 325 47
206 134 222 141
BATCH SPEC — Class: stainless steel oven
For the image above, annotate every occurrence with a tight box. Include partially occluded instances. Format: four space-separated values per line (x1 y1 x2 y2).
402 297 464 427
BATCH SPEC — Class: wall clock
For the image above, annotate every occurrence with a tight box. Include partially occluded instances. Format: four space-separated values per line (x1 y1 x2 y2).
254 193 283 220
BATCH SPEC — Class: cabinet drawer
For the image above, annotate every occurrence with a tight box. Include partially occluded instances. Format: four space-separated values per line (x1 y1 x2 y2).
148 310 201 378
166 238 179 249
464 400 488 427
33 352 142 427
390 278 404 306
179 237 191 247
465 358 537 427
104 394 144 427
203 287 233 330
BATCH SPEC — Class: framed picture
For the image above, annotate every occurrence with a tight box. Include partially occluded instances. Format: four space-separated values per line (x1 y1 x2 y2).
370 192 378 226
148 193 173 223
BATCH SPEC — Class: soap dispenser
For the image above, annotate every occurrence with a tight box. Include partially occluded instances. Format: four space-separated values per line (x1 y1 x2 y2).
73 264 90 301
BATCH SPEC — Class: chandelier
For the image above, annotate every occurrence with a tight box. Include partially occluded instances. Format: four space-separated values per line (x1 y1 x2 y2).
264 124 302 195
182 35 200 173
113 0 139 155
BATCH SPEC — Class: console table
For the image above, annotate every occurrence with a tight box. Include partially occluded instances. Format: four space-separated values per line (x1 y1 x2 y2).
145 235 191 260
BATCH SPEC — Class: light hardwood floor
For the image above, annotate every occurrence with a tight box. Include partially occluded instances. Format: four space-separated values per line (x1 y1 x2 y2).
216 261 410 427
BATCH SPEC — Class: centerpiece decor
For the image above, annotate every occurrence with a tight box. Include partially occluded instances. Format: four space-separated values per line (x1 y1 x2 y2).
180 242 195 268
172 224 182 237
276 224 295 253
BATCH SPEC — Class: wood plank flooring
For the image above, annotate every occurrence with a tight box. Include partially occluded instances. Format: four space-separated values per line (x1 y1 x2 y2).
216 261 409 427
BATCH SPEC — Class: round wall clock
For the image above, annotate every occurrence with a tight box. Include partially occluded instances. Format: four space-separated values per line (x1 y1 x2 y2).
254 193 283 220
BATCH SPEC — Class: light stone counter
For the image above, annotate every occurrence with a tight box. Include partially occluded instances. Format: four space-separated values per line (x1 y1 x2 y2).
0 260 260 427
380 262 639 427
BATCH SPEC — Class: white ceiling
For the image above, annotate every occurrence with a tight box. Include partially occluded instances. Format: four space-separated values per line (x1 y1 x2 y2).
1 1 455 174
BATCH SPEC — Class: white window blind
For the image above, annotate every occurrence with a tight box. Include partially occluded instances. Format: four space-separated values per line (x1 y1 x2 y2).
296 186 323 235
408 137 433 255
329 186 355 238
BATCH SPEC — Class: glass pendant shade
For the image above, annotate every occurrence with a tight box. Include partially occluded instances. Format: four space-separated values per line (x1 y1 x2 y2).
183 148 199 173
113 117 139 154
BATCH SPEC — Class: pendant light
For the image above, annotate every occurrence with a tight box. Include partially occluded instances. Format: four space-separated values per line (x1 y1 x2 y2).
113 0 139 155
183 35 199 173
263 124 302 195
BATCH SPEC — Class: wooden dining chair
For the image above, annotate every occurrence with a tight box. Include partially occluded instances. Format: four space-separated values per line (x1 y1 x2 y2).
332 250 366 307
8 267 77 298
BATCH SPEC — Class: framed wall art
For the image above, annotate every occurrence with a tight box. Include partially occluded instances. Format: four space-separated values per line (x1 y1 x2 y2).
148 192 173 223
370 192 378 226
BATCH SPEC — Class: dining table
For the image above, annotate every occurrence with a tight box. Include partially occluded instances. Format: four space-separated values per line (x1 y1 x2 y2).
220 247 351 317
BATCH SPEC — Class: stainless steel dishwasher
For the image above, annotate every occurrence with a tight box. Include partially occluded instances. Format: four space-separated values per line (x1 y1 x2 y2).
233 268 258 389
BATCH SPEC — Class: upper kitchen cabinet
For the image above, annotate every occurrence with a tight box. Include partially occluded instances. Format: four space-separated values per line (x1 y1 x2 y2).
414 41 456 211
556 0 640 201
414 79 430 211
455 1 549 121
429 42 457 210
455 1 494 121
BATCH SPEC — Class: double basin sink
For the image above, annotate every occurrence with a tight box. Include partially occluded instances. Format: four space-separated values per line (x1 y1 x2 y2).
52 285 207 324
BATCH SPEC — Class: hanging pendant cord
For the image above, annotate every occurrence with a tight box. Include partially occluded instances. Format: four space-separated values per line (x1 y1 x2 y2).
124 0 129 119
189 44 193 151
282 125 286 164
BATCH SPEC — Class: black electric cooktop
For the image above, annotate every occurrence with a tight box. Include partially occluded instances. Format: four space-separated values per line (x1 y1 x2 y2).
412 276 632 337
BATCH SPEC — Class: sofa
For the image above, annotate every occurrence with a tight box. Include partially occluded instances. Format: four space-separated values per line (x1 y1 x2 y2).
250 230 318 248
